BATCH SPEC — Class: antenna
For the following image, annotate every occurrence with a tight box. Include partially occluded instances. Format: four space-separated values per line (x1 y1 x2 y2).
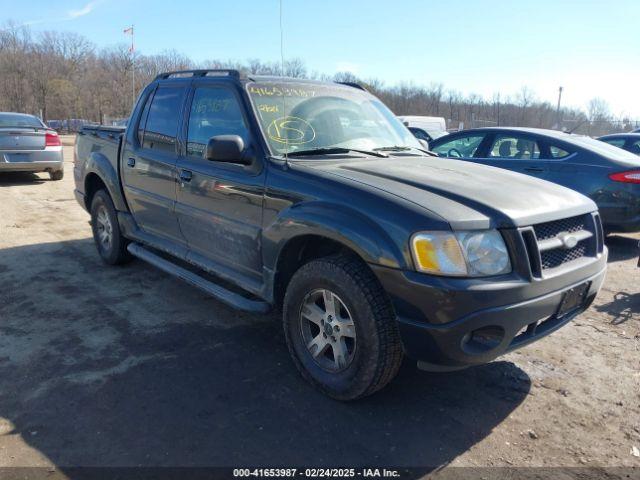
279 0 288 162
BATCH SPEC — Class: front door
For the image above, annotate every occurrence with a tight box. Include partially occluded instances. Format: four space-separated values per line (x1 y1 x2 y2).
121 85 187 243
175 83 266 281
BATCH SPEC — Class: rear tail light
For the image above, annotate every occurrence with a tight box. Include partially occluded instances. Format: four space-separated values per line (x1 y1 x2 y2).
609 170 640 184
45 131 61 147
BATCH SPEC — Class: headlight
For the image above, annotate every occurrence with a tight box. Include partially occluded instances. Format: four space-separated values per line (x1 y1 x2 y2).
411 230 511 277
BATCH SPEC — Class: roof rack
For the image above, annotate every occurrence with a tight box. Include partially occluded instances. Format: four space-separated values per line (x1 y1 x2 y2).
336 81 367 91
154 69 241 81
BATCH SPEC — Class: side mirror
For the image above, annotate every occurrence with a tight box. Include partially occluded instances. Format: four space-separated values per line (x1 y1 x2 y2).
205 135 250 165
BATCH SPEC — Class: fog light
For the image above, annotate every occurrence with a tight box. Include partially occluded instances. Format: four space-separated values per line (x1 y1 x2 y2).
462 326 505 354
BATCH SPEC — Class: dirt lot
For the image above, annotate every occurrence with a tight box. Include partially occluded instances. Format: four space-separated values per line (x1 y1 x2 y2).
0 138 638 473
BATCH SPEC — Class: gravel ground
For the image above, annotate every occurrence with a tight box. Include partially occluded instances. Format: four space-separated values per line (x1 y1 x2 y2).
0 138 638 474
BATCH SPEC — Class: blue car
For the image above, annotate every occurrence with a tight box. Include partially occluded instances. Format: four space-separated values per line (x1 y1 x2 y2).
429 127 640 234
597 133 640 156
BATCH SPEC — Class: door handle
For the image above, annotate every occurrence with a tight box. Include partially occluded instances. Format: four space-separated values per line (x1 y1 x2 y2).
524 167 544 173
127 157 136 167
179 170 193 182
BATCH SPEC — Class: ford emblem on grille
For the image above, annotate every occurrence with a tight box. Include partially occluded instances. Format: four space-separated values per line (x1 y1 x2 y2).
558 232 578 249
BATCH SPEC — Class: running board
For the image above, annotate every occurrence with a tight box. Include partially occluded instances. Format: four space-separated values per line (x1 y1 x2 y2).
127 243 270 313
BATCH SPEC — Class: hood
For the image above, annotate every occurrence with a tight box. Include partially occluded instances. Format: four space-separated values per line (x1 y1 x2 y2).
302 156 597 230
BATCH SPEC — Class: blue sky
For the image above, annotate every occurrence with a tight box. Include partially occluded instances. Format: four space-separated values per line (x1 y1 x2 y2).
4 0 640 117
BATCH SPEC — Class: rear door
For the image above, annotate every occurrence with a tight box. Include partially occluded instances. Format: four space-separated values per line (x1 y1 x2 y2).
121 85 187 244
474 132 550 180
175 82 266 281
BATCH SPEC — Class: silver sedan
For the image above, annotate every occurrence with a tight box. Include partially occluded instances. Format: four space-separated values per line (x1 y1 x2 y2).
0 112 64 180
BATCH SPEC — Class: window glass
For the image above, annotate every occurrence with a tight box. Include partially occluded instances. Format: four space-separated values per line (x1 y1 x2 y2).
187 88 249 157
409 127 430 142
629 140 640 155
0 113 43 128
568 135 639 160
431 135 484 158
137 91 153 145
246 82 420 155
601 138 626 148
0 113 44 128
549 145 571 158
489 135 540 159
143 87 185 153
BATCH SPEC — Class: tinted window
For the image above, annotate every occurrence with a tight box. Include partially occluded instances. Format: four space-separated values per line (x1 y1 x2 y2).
489 135 540 159
137 91 153 145
567 135 639 161
0 113 43 128
187 87 249 158
601 138 626 148
549 145 571 158
628 139 640 155
143 87 185 153
431 135 484 159
409 127 430 142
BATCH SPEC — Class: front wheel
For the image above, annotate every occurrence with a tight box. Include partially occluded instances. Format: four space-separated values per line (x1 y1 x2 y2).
90 190 132 265
283 254 403 400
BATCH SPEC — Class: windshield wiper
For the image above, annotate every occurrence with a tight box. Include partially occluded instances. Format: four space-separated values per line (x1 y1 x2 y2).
286 147 388 158
374 145 411 152
374 145 437 156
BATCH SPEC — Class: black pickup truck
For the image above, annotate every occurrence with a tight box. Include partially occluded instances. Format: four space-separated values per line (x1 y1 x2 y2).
74 70 607 400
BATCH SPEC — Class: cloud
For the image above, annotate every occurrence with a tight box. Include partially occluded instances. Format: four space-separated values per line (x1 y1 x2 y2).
68 0 102 19
23 0 104 26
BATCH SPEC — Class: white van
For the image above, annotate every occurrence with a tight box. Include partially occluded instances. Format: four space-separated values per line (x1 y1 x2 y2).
398 115 448 143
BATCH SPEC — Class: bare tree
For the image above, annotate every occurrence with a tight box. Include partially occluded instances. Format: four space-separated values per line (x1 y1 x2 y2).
0 22 629 135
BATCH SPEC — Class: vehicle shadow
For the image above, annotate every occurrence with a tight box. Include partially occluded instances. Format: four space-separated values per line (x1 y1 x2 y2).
0 239 531 474
594 291 640 325
605 234 639 263
0 171 46 186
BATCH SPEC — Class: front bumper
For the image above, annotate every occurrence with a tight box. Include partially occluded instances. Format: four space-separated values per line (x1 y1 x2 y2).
371 252 607 369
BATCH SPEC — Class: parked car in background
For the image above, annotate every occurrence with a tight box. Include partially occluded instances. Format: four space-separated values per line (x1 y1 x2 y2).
597 133 640 155
74 71 606 400
46 119 63 131
0 112 64 180
398 115 448 143
429 127 640 234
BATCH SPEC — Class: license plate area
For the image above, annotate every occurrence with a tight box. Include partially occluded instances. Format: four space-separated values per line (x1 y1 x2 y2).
557 282 590 318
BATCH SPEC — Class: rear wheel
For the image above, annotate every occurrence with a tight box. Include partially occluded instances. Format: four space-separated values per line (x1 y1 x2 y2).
283 254 403 400
90 189 132 265
49 169 64 181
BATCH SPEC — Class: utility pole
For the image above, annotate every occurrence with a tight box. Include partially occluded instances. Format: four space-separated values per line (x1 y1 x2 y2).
124 25 135 109
555 86 563 130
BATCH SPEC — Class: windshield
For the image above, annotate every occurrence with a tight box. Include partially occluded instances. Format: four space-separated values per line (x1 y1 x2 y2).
427 130 448 140
247 82 421 155
0 113 44 128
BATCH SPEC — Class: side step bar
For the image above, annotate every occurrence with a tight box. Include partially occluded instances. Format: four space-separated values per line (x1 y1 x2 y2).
127 243 270 313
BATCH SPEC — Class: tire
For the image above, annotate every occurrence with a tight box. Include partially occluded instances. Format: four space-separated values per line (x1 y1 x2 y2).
49 169 64 181
90 189 132 265
283 254 403 400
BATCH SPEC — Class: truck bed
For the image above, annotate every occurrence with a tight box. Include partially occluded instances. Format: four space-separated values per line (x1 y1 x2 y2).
76 125 125 175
